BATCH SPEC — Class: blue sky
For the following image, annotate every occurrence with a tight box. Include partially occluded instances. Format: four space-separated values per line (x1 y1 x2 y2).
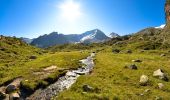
0 0 166 38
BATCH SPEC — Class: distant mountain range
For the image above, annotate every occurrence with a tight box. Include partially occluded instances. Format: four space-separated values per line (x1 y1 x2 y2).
22 29 115 48
20 37 33 44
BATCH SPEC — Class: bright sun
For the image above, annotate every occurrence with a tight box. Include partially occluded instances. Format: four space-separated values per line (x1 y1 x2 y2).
59 0 82 22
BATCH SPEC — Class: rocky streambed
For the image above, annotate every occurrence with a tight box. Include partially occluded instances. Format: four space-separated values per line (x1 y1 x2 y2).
26 53 95 100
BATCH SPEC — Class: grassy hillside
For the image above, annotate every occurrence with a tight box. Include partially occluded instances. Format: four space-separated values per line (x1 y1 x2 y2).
0 36 43 67
57 49 170 100
0 36 88 93
105 27 170 51
47 43 105 52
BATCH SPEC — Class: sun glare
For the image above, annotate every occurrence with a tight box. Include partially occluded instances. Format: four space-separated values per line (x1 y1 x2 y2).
59 0 82 22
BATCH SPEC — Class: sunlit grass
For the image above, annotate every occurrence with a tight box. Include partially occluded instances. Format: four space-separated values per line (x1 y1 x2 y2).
0 51 88 92
57 50 170 100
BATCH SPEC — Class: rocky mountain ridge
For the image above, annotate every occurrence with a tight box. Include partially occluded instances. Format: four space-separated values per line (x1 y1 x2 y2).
30 29 110 48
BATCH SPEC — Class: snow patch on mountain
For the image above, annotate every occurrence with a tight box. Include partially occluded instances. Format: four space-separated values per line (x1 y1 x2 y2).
155 24 165 29
80 30 98 42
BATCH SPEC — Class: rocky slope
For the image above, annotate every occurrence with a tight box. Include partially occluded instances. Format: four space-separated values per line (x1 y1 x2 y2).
165 0 170 30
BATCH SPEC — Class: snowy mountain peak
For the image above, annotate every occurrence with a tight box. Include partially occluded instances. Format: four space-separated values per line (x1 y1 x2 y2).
109 32 119 38
80 29 110 43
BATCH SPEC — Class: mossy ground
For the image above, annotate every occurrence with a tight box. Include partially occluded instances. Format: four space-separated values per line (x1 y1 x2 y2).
0 51 88 92
57 49 170 100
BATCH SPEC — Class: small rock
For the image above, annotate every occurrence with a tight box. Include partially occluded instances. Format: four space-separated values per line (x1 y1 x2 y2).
155 96 162 100
124 66 128 69
0 91 6 99
153 69 169 81
126 50 132 54
158 83 164 89
82 85 94 92
112 49 120 53
66 71 77 77
91 53 95 57
29 55 37 59
139 75 149 86
140 50 145 53
9 92 20 100
6 85 17 93
160 54 166 57
129 64 138 70
144 47 150 50
132 59 142 63
144 89 151 93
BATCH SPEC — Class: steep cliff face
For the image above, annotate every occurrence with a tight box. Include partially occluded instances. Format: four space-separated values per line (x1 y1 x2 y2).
165 0 170 29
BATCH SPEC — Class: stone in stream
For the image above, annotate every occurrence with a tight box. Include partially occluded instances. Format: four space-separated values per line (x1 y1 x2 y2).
66 71 77 77
0 91 6 99
6 78 23 93
129 64 138 70
82 85 94 92
153 69 169 81
74 71 86 75
139 75 149 86
9 92 20 100
6 85 17 93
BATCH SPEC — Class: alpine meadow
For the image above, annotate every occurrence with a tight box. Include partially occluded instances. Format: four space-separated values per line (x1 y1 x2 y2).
0 0 170 100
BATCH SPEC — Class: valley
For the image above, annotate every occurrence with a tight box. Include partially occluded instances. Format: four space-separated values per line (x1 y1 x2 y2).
1 0 170 100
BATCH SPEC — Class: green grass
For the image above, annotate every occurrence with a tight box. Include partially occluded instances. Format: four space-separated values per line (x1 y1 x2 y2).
0 36 89 92
0 51 88 92
0 36 44 67
57 49 170 100
20 51 88 92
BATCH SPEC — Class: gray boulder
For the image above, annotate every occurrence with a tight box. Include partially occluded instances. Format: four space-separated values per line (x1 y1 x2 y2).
157 83 164 89
129 64 138 70
153 69 169 81
139 75 149 86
